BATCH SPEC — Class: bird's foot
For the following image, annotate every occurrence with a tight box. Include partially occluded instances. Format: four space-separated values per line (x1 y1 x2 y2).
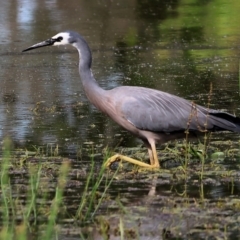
104 154 160 169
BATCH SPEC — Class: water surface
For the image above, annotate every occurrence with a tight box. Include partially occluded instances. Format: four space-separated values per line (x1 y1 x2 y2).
1 0 240 157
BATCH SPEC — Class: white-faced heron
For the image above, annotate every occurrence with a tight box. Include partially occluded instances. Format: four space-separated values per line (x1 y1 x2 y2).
22 31 240 168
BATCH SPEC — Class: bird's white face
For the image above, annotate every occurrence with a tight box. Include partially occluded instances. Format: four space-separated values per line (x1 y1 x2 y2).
22 31 73 52
51 32 71 46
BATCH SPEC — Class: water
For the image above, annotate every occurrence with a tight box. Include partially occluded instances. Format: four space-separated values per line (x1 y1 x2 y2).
0 0 240 156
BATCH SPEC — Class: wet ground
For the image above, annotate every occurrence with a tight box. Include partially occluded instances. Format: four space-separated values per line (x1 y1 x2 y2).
6 140 240 239
4 142 240 239
1 0 240 239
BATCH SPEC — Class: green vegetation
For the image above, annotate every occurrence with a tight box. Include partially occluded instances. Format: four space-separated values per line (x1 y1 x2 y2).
1 134 240 239
0 137 118 240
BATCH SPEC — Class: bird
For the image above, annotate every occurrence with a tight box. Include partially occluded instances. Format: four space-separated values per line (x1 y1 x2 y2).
22 31 240 169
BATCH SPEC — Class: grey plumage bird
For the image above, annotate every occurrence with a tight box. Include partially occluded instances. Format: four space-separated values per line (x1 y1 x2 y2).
22 31 240 168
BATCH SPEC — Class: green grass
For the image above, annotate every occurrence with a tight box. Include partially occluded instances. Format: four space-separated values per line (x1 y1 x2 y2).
0 138 116 240
0 120 237 240
76 150 119 223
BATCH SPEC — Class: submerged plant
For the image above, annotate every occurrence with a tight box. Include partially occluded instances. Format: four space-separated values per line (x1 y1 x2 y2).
181 84 213 179
76 152 119 223
0 137 14 239
0 138 117 239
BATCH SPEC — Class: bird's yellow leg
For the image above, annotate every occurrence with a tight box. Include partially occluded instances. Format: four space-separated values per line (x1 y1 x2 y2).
104 140 160 169
148 148 155 165
104 154 158 168
150 142 160 168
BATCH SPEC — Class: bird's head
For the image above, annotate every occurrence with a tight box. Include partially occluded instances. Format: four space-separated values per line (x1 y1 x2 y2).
22 31 76 52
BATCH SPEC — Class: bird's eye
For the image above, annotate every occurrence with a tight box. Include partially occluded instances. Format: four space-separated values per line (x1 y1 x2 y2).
56 36 63 42
57 37 63 42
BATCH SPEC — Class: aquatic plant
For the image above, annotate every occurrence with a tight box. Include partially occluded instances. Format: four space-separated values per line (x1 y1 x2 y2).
0 138 116 239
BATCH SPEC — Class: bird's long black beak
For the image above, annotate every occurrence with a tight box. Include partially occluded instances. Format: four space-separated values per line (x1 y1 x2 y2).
22 38 56 52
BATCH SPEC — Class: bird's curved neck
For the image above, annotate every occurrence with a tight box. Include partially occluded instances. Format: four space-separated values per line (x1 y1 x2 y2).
74 38 105 107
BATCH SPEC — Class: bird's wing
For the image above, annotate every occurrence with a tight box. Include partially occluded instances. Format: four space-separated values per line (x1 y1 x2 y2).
120 88 212 133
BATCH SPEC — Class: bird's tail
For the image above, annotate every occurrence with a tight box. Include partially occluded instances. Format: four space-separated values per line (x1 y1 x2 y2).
209 112 240 133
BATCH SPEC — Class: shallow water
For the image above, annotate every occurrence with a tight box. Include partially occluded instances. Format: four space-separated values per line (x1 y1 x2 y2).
1 0 240 156
7 154 240 239
1 0 240 239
